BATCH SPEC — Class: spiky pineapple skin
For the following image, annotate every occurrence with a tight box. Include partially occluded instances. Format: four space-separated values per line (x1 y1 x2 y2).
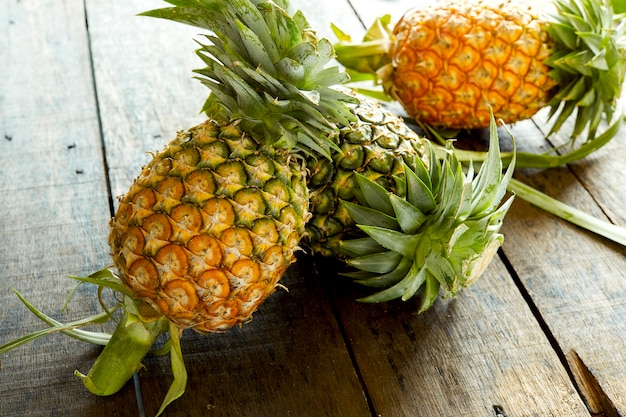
109 120 309 333
305 95 428 256
389 0 558 128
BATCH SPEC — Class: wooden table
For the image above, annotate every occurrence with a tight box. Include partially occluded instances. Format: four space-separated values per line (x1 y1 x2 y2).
1 1 625 416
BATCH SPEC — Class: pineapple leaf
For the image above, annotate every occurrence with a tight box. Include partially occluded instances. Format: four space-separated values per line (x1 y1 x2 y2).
358 225 421 258
401 260 429 301
358 258 424 303
416 274 441 313
0 289 113 354
235 19 277 76
404 161 436 213
353 172 394 216
338 236 386 258
69 269 134 297
355 256 413 288
389 193 428 234
546 0 626 145
142 0 359 160
547 21 579 50
347 250 403 274
340 270 379 280
341 200 400 230
156 324 188 417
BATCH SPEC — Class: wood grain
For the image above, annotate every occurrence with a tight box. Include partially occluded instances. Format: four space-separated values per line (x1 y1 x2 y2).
325 255 590 417
0 1 138 416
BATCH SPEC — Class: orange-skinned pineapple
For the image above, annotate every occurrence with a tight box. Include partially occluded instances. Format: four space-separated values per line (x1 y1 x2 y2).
389 0 558 128
334 0 626 150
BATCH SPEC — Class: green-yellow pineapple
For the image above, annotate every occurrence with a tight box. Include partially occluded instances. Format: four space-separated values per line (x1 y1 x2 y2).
338 116 514 311
305 93 430 256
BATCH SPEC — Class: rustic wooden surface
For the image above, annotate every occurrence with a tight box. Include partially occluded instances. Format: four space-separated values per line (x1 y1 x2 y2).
1 0 624 416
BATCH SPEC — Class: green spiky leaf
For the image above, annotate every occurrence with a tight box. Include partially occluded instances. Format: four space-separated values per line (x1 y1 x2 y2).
341 114 514 313
141 0 359 159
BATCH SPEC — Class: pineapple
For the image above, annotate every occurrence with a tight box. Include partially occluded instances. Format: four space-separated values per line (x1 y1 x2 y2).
338 115 514 312
3 0 359 412
108 120 310 334
1 0 514 413
305 93 431 256
333 0 626 146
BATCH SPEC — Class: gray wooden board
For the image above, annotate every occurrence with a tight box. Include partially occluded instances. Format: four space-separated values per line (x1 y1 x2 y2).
0 1 138 415
325 256 590 417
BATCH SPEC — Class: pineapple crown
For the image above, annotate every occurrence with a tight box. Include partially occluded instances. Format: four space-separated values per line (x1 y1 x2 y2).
544 0 626 143
141 0 359 159
338 115 515 313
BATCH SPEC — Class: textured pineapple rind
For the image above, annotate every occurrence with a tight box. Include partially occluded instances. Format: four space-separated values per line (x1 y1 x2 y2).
305 95 429 256
109 120 309 333
389 0 558 128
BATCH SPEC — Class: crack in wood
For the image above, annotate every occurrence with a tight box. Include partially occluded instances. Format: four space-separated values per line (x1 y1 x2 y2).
566 350 619 417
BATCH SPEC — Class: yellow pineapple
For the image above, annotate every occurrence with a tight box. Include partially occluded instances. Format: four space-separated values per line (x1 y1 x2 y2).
108 120 309 334
334 0 626 147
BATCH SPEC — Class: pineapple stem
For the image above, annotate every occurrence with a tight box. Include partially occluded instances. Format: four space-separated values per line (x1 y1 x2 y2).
75 308 168 396
507 178 626 247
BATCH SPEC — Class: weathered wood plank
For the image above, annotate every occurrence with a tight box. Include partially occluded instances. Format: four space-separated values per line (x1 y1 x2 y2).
501 126 626 415
325 255 590 416
0 1 138 416
84 0 372 415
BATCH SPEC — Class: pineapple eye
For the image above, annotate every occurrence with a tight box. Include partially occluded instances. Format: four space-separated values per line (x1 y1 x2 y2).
141 213 173 241
198 140 230 169
220 227 254 261
233 189 267 220
230 259 261 283
310 188 336 214
244 153 275 186
168 148 200 176
214 160 247 197
187 235 222 266
338 143 365 170
308 158 334 186
196 269 230 298
202 198 236 235
183 169 217 206
155 244 190 279
127 258 160 292
262 178 291 216
120 226 145 256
